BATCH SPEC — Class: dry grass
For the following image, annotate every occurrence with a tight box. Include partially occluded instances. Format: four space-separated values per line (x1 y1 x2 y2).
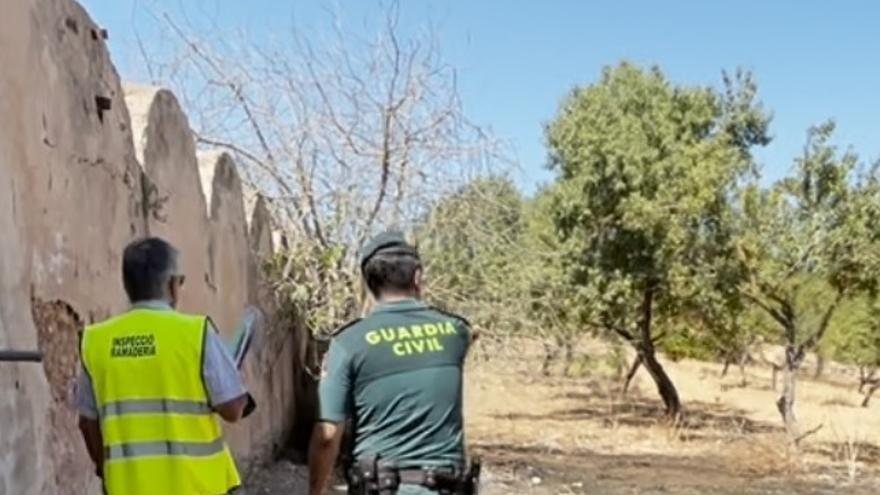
464 337 880 491
821 395 856 407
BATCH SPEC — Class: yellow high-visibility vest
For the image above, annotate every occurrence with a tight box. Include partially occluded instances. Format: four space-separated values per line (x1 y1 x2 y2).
81 309 241 495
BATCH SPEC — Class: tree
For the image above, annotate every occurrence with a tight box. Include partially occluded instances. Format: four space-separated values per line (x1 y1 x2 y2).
546 63 770 419
734 122 880 443
856 300 880 407
825 296 880 406
418 178 583 372
686 296 771 387
143 3 508 336
418 176 530 338
820 166 880 407
523 186 583 375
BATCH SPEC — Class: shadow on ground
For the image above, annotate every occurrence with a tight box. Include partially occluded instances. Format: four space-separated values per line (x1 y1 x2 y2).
493 377 781 439
471 438 876 495
475 376 877 494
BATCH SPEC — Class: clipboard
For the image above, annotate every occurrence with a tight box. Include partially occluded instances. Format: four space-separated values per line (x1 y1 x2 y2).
227 305 263 370
225 305 264 419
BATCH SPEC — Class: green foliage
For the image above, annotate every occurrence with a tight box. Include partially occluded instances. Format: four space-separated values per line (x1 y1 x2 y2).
258 56 880 397
660 326 715 362
266 242 361 337
522 186 582 342
823 296 880 367
545 62 769 340
735 122 880 353
415 175 584 358
820 163 880 367
418 176 530 334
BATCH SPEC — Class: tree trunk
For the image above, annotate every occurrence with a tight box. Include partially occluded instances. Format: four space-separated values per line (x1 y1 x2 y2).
720 357 731 378
862 383 879 408
813 354 825 379
776 346 801 445
858 367 867 393
622 354 642 395
540 341 557 376
636 285 682 421
562 340 574 377
642 348 682 421
858 367 876 394
722 352 748 386
860 367 879 407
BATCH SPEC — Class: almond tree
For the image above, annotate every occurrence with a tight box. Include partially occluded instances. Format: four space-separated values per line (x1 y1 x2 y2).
735 123 880 444
545 64 770 419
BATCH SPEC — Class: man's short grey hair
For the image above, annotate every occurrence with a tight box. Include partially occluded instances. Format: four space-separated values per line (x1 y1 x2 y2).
121 237 179 303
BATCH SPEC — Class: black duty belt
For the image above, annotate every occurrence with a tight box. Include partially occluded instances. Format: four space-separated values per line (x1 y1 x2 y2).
349 457 481 494
398 467 460 489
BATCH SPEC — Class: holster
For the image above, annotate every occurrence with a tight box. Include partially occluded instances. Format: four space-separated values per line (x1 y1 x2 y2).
347 456 398 495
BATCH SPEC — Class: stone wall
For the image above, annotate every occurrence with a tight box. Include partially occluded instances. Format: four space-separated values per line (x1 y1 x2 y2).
0 1 300 493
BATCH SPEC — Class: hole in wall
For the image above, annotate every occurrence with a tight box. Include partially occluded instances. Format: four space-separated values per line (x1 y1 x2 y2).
95 96 112 124
64 17 79 34
32 295 91 493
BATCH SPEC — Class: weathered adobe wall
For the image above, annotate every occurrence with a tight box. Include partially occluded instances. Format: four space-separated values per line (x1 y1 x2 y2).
0 1 299 494
125 88 299 470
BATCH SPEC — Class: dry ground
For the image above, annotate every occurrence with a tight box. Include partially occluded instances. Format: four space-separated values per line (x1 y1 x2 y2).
245 338 880 494
464 338 880 494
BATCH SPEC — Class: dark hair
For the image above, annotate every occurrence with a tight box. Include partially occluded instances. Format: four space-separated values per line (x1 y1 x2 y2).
363 252 421 297
122 237 179 303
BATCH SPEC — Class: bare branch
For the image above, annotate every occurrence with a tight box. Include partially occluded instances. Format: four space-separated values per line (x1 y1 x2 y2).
142 3 510 336
800 291 844 353
585 320 636 344
740 288 791 334
162 14 277 165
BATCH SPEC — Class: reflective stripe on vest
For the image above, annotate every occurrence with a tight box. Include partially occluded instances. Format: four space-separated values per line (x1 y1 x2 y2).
101 399 212 418
105 437 226 460
82 309 241 495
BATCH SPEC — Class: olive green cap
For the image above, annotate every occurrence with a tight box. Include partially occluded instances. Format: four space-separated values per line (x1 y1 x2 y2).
359 230 418 270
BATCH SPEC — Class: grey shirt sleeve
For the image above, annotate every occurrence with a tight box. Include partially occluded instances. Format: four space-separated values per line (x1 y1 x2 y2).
203 321 247 406
75 366 98 419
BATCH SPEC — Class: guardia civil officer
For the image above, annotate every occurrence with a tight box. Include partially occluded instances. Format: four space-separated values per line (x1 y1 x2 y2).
308 231 479 495
76 237 249 495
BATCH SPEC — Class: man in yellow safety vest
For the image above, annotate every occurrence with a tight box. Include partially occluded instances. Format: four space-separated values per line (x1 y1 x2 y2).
76 237 249 495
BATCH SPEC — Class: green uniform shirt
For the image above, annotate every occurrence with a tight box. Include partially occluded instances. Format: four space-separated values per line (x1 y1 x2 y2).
319 299 470 470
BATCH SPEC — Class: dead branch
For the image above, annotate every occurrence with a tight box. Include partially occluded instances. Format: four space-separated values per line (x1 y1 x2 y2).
139 4 509 337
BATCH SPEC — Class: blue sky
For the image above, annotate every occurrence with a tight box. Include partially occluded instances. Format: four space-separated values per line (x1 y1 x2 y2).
82 0 879 193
